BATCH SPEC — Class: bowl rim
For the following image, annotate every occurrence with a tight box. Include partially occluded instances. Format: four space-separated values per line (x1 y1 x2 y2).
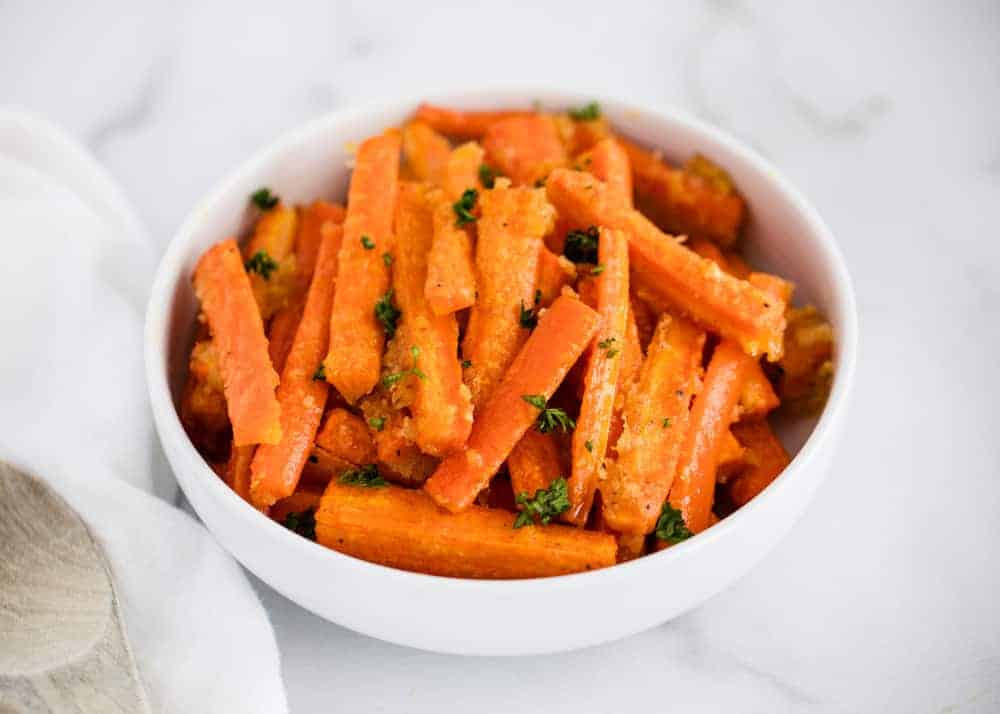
144 87 858 593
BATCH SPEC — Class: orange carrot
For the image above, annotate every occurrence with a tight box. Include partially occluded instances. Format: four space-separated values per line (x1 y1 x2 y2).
535 249 575 306
462 183 554 408
413 103 533 139
315 407 376 465
441 141 484 199
225 444 256 504
725 251 752 279
749 272 795 304
716 428 751 484
324 129 402 403
558 114 612 155
616 533 647 562
244 204 299 320
249 223 343 509
391 182 473 456
729 419 791 506
629 296 656 350
546 168 786 359
317 481 616 578
567 228 630 524
180 338 230 459
739 361 780 418
507 430 563 499
606 303 644 453
425 294 602 512
270 487 323 526
402 121 451 185
193 239 281 446
295 200 346 286
602 315 706 535
372 412 438 486
266 303 303 373
669 340 753 533
687 236 729 271
483 115 568 186
578 137 632 207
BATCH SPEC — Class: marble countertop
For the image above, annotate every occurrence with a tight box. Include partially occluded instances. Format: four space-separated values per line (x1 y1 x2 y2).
5 1 998 711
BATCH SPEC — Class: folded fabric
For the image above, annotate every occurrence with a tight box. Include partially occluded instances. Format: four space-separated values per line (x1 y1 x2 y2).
0 111 288 713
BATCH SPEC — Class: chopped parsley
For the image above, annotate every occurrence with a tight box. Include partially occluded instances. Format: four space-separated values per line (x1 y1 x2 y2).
478 164 500 189
360 234 376 250
662 417 672 428
374 289 401 339
513 477 571 528
245 250 279 280
655 502 693 544
282 508 316 540
312 363 326 381
339 464 386 488
382 251 393 266
519 290 543 330
453 188 478 226
568 101 601 121
597 337 619 358
383 345 427 388
461 359 472 369
585 440 594 453
250 187 279 210
563 226 600 264
591 263 606 276
521 394 576 434
368 416 386 432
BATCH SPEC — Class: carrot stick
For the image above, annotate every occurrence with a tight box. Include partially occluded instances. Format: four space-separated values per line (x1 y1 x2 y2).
616 533 646 562
270 487 323 526
559 114 612 155
371 411 438 486
687 236 729 271
392 182 474 456
508 429 563 499
668 340 753 533
739 360 780 418
716 428 751 484
606 303 644 453
225 444 256 504
566 228 630 524
266 303 303 373
578 137 632 207
462 183 554 408
402 120 451 185
315 407 376 465
317 481 616 578
413 103 533 140
602 315 706 535
295 200 346 286
244 204 299 320
323 129 402 403
535 249 574 307
193 239 281 446
483 115 568 186
545 168 786 359
729 419 791 506
441 141 484 199
748 272 795 304
249 223 343 509
725 251 752 279
426 294 602 512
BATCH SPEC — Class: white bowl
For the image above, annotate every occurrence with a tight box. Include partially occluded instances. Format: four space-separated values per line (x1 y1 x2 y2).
145 89 858 656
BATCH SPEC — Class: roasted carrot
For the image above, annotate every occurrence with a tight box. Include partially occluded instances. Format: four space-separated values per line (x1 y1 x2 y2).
777 305 835 414
244 204 299 320
249 223 343 509
317 480 616 578
295 200 346 286
392 182 473 456
739 360 780 418
729 419 791 506
606 303 644 454
507 429 563 499
315 407 376 465
567 228 630 524
266 303 303 373
413 103 533 140
535 249 575 306
193 239 282 446
324 129 402 403
669 340 753 533
483 115 568 186
749 272 794 304
225 444 256 504
687 236 729 271
578 137 632 207
441 141 484 199
402 120 451 185
558 114 612 155
546 168 786 359
372 412 438 486
602 315 706 535
716 429 751 484
629 296 657 350
270 487 323 526
462 182 554 408
725 251 752 279
425 294 602 512
616 533 647 563
180 338 230 458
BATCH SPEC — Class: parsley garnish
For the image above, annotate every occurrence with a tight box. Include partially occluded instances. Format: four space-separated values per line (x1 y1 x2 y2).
453 188 478 226
519 290 542 330
368 416 386 432
591 264 606 276
339 464 386 488
245 250 279 280
564 226 600 264
250 187 279 210
597 337 619 358
568 102 601 121
361 234 375 250
313 363 326 381
585 440 594 453
521 394 576 434
662 417 672 428
655 502 693 544
374 289 401 339
461 359 472 369
513 477 570 528
382 252 393 266
479 164 500 189
282 508 316 540
383 345 427 388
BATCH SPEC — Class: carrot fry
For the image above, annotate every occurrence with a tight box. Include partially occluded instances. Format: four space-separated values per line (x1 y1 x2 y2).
462 183 554 408
729 419 791 506
266 303 303 373
535 249 575 307
739 360 780 418
717 428 751 484
295 200 346 286
602 315 706 535
578 137 632 207
629 296 657 350
317 481 616 578
225 444 256 504
324 129 402 403
180 338 230 459
249 223 343 509
606 302 644 455
402 121 451 185
687 236 729 271
374 413 439 486
669 340 753 533
507 430 563 499
426 294 602 512
545 168 786 359
441 141 484 199
244 204 299 320
725 251 752 279
558 114 612 155
413 103 533 140
392 182 474 456
270 487 323 526
616 533 647 563
193 239 281 446
749 272 795 304
567 228 630 524
315 407 376 465
483 115 568 186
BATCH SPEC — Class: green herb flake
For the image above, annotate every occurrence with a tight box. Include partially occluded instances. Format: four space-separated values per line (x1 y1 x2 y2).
519 301 539 330
374 289 401 339
568 101 601 122
282 508 316 540
662 417 672 428
461 359 472 369
361 234 376 250
563 226 600 264
368 416 386 432
479 164 500 189
591 263 606 276
312 363 326 381
513 477 571 528
521 394 575 434
655 502 693 544
521 393 547 410
585 440 594 453
339 464 386 488
245 250 279 280
382 345 427 388
250 187 279 210
382 252 393 266
453 188 479 227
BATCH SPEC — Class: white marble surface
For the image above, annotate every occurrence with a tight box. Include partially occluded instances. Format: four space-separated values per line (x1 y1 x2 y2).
5 0 999 711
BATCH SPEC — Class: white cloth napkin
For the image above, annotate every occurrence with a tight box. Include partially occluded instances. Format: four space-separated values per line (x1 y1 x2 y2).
0 110 289 713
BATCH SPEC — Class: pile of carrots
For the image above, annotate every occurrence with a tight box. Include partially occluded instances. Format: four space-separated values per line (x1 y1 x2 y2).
181 101 835 579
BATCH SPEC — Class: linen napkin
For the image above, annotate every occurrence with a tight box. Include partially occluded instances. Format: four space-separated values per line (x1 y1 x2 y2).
0 110 289 713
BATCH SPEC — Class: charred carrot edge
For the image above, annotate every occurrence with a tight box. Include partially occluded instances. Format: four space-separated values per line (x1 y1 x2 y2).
315 407 376 465
324 129 402 403
426 294 602 512
317 481 616 578
669 340 753 533
729 419 791 506
545 168 786 359
508 430 563 499
295 200 346 285
578 137 633 208
193 239 281 446
535 249 574 307
250 224 343 509
739 360 780 418
393 182 473 456
270 487 323 526
602 315 706 535
482 115 568 186
567 228 630 524
414 103 534 139
462 183 553 408
402 121 452 185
